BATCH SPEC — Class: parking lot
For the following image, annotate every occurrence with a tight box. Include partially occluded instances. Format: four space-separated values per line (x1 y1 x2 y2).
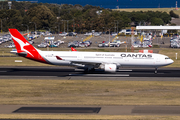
0 32 173 49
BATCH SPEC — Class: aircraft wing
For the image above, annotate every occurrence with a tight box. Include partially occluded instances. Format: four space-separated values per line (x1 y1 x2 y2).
56 56 101 65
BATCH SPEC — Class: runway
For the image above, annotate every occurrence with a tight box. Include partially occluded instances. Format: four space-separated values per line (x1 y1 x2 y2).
0 66 180 80
1 105 180 115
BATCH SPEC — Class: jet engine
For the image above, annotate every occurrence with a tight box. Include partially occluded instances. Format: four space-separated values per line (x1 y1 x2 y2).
100 64 117 72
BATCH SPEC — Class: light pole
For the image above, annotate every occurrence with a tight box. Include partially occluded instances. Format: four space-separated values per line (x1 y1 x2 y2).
58 22 60 33
67 20 69 33
114 20 119 33
103 27 113 47
21 24 29 33
100 36 106 41
1 18 6 33
73 19 75 32
21 24 29 40
1 19 2 33
109 28 110 44
61 20 65 32
29 22 36 32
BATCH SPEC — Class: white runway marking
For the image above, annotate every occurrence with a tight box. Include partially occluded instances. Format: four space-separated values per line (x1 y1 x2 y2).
86 74 129 77
69 74 129 77
117 70 132 72
74 69 84 71
15 60 22 62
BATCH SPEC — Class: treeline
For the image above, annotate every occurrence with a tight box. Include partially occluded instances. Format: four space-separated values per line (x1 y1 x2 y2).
0 1 173 33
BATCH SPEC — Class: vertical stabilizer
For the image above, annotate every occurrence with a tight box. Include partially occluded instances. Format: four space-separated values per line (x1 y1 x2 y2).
9 29 48 63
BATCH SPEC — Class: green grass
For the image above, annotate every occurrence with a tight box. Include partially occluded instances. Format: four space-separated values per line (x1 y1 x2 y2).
159 48 180 67
1 79 180 106
1 114 180 120
0 57 54 66
113 8 180 15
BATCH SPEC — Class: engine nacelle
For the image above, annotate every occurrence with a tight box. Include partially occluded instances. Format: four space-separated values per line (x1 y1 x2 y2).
104 64 117 72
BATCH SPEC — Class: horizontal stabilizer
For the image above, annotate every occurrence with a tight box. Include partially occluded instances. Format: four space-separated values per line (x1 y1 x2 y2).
17 51 27 57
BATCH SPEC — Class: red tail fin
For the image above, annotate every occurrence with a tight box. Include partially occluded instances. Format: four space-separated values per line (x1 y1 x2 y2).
71 47 77 51
9 29 48 64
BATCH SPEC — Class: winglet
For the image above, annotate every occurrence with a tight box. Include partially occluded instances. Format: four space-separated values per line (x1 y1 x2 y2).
71 47 77 51
56 56 63 60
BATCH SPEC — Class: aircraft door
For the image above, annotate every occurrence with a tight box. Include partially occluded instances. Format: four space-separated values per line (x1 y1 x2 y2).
78 53 83 60
156 57 161 64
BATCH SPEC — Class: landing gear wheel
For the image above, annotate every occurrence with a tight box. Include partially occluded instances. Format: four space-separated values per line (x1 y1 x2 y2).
155 68 158 74
84 68 95 73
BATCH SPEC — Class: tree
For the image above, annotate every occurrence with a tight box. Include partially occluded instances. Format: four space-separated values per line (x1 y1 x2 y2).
150 17 164 25
160 12 171 24
170 10 179 18
27 5 57 30
0 9 23 32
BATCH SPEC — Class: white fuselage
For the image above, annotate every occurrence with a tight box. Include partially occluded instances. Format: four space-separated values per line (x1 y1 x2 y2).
39 51 174 68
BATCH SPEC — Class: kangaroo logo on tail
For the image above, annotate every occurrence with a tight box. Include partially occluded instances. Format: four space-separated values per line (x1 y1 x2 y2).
9 29 48 64
11 34 34 57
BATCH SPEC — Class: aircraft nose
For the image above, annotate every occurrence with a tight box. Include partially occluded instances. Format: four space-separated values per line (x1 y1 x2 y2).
170 59 174 64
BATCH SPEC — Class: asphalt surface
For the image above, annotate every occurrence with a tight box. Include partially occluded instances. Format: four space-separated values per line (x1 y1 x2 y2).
1 105 180 115
0 66 180 80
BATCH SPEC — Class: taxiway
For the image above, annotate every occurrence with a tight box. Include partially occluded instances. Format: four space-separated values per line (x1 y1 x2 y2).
0 66 180 80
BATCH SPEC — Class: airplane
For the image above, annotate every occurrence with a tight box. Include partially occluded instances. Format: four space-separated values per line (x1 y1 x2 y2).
71 47 77 51
9 29 174 73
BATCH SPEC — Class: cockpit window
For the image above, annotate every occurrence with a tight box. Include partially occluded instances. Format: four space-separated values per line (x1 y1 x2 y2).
165 57 170 59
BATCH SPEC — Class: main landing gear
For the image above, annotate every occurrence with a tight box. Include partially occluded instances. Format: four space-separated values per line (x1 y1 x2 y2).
155 68 158 74
84 67 95 73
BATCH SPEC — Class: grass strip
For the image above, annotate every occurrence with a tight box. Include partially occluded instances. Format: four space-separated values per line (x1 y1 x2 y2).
0 79 180 105
113 8 180 15
0 114 180 120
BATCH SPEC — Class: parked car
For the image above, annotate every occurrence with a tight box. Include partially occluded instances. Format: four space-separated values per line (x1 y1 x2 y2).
79 42 89 47
110 42 120 47
98 41 109 47
57 40 64 44
94 32 101 36
84 32 92 36
37 43 48 48
85 41 92 45
29 40 34 44
0 40 3 44
59 32 68 36
111 32 118 36
84 41 91 46
7 42 15 48
67 32 77 36
3 38 9 42
68 41 79 47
